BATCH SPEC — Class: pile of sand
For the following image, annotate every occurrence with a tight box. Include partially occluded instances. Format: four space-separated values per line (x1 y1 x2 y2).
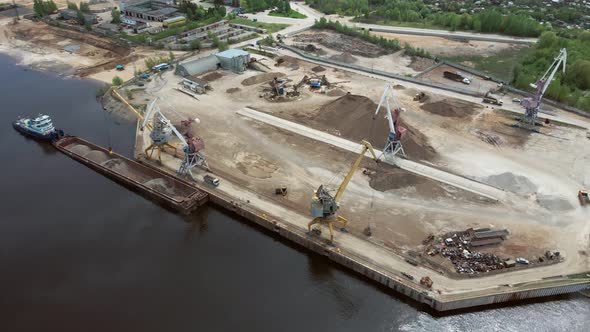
536 194 573 211
421 100 479 119
312 94 437 162
69 144 91 156
330 52 358 64
326 88 347 97
311 65 326 73
84 150 110 164
144 178 177 196
484 172 537 195
366 162 426 191
201 72 223 82
241 72 285 86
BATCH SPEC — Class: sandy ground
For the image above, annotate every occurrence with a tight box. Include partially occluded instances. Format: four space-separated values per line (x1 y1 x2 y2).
0 19 116 73
418 63 502 95
288 30 419 76
115 46 590 282
369 31 524 58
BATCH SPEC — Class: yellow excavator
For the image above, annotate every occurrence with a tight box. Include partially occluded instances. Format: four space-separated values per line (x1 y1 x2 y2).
309 140 379 242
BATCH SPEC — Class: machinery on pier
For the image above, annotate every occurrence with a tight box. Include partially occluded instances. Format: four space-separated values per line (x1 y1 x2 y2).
309 140 379 242
141 98 209 175
515 48 567 130
141 98 177 161
373 84 407 160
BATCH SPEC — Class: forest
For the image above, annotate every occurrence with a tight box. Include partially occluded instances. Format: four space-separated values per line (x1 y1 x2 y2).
514 30 590 111
306 0 547 37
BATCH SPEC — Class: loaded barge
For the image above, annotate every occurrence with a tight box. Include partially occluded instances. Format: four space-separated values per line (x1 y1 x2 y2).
53 136 208 214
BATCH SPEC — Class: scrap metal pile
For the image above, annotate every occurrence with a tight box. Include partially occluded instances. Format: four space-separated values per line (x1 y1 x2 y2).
425 228 510 274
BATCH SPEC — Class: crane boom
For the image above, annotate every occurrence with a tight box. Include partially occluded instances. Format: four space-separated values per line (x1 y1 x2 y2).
518 48 567 128
334 140 378 202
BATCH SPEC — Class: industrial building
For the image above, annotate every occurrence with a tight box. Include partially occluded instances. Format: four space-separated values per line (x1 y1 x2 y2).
59 9 98 24
215 49 250 73
175 49 250 77
122 1 178 22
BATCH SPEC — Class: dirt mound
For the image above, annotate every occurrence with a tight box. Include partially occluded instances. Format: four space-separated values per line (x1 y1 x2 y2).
365 162 427 191
408 56 436 71
421 100 479 119
312 94 437 162
330 52 358 64
241 72 285 86
311 65 326 73
226 87 241 94
536 194 573 211
201 72 223 82
484 172 537 195
293 31 389 58
326 88 347 97
392 84 405 90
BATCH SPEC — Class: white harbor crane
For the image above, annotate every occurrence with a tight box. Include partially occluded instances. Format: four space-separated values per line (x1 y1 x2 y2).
141 98 209 176
373 84 407 161
516 48 567 130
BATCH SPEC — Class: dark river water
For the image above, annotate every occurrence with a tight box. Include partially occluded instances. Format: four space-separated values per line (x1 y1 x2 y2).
0 54 588 331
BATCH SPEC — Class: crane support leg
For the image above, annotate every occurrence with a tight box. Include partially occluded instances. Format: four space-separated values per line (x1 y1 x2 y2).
308 217 322 233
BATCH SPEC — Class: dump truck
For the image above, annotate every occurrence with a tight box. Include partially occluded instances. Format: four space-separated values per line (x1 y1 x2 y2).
482 92 503 106
443 71 471 84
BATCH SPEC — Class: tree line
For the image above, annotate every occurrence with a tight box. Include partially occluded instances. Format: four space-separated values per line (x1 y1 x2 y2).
306 0 543 37
513 30 590 111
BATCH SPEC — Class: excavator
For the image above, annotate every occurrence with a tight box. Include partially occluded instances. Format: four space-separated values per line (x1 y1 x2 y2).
309 140 379 242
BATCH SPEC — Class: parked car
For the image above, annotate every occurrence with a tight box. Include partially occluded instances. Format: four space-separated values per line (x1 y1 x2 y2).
512 98 521 103
204 174 220 187
516 257 529 265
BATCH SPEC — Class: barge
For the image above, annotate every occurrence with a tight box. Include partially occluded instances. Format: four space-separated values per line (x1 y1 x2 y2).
53 136 208 214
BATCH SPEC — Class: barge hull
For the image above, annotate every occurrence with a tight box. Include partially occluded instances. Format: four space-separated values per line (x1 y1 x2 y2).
53 136 208 214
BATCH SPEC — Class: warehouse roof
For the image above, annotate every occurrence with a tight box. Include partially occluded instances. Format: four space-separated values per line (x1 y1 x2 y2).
215 49 249 59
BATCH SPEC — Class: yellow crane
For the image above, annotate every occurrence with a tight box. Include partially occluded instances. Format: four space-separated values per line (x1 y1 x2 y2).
309 140 379 242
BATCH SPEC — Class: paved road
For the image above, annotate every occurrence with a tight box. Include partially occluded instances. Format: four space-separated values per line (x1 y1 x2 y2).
247 2 537 44
237 107 507 201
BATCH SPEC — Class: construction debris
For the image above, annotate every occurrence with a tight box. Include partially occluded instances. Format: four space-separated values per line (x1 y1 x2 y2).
425 228 515 274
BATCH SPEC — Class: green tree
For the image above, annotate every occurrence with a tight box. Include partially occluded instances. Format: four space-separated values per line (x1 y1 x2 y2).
67 1 78 10
168 51 175 62
76 10 86 25
112 76 124 86
79 1 90 13
189 39 201 50
111 7 121 24
44 0 57 14
33 0 45 17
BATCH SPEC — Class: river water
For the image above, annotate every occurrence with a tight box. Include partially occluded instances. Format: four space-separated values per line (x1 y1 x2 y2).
0 54 588 331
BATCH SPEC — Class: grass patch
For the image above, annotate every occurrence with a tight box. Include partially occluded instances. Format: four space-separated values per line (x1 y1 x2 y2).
268 10 307 19
229 17 289 33
444 46 534 82
244 47 277 58
568 272 590 279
